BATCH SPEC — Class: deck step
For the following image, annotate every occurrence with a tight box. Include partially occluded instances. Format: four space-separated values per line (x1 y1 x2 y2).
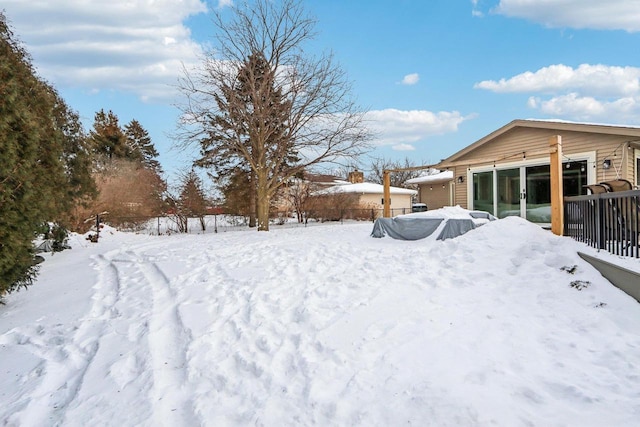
578 252 640 303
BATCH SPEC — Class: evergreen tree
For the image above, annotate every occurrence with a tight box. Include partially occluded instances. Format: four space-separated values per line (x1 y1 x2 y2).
82 112 165 229
52 92 97 209
0 12 95 296
219 167 254 219
178 170 208 218
124 119 161 172
197 51 295 229
178 0 369 231
88 109 127 166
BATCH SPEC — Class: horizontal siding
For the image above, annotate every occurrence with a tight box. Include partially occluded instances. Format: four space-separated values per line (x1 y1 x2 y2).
360 193 413 212
418 185 450 210
447 127 636 208
455 127 629 169
453 166 468 209
623 147 636 186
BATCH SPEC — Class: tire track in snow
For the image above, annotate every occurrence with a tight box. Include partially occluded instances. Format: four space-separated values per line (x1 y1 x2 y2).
58 251 158 426
134 253 199 427
5 254 121 427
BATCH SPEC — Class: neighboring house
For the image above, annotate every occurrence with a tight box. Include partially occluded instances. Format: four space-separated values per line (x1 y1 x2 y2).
315 171 417 216
406 170 453 210
434 119 640 224
304 172 348 188
273 172 344 216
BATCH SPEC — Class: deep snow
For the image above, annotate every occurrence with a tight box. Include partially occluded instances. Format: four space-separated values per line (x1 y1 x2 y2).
1 215 640 426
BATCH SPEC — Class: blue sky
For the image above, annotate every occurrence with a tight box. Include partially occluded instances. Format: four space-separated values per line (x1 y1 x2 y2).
4 0 640 180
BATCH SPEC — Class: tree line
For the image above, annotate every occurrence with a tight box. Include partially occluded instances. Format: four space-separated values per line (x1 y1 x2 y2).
2 0 427 299
177 0 427 227
0 12 209 298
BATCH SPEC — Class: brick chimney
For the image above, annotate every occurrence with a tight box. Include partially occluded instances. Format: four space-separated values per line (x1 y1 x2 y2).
348 170 364 183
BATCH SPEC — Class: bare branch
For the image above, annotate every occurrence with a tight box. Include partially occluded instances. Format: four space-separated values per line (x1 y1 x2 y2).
174 0 371 230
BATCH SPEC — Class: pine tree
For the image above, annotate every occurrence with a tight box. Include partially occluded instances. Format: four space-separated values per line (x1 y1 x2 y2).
0 12 95 296
89 109 127 166
178 0 369 231
82 111 166 229
124 119 161 172
52 92 97 211
219 167 254 219
198 51 296 230
178 170 208 231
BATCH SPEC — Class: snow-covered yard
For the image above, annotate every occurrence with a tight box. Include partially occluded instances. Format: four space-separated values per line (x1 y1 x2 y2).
1 216 640 426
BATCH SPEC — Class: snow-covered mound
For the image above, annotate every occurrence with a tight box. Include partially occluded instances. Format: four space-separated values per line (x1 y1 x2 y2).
371 206 495 240
1 218 639 426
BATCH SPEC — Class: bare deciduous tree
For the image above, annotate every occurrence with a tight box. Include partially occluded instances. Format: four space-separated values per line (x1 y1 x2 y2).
177 0 370 231
283 177 314 223
367 157 427 187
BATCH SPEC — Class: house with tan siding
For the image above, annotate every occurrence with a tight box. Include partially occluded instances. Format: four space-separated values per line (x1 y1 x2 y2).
406 170 453 210
434 119 640 224
315 182 417 216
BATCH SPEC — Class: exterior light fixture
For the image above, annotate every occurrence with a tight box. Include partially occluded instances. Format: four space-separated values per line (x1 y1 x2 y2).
457 176 464 183
603 159 611 169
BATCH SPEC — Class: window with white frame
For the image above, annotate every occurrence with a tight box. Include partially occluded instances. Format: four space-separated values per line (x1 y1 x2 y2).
468 152 595 222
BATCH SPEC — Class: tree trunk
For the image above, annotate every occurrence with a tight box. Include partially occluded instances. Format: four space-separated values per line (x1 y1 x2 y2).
249 171 257 228
256 170 270 231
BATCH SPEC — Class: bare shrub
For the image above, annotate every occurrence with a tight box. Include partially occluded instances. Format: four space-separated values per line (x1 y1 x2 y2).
72 159 166 231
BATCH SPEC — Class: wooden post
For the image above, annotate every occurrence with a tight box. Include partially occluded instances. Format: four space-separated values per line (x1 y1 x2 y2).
383 170 391 218
96 214 100 242
549 135 564 235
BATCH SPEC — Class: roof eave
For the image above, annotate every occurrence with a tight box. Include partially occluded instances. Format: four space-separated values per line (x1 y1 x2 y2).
435 119 640 169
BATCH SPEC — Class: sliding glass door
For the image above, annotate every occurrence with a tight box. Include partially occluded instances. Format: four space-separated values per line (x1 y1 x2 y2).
472 160 588 223
525 165 551 223
472 171 494 215
497 168 521 218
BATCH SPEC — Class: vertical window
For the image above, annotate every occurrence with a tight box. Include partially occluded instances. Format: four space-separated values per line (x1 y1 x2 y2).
472 171 494 214
497 168 520 218
563 161 588 196
525 165 550 222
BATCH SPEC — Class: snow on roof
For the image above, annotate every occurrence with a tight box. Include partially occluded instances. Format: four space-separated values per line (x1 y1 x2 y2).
406 170 453 185
522 118 640 129
315 182 417 196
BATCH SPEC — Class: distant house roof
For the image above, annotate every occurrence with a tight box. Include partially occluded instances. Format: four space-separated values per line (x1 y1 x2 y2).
437 119 640 168
304 173 346 187
406 170 453 185
316 182 417 196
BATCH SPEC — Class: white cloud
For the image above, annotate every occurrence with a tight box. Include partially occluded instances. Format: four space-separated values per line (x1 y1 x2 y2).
392 143 416 151
476 63 640 121
217 0 234 8
475 64 640 97
365 109 470 147
471 0 484 17
3 0 208 102
528 93 640 121
400 73 420 85
492 0 640 32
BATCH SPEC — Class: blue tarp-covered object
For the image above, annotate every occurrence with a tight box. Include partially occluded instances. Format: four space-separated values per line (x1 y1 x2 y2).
371 207 496 241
